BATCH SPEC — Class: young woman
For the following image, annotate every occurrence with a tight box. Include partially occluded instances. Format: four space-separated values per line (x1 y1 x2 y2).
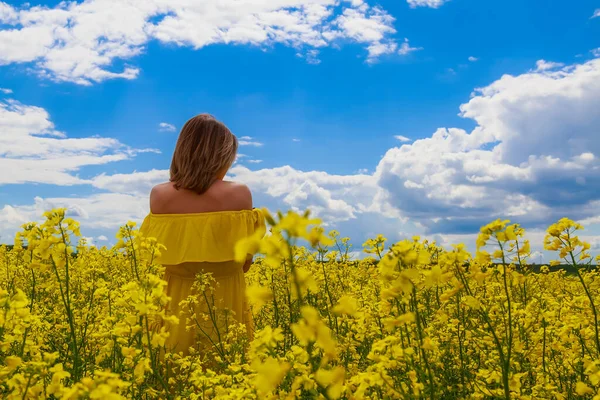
140 114 265 356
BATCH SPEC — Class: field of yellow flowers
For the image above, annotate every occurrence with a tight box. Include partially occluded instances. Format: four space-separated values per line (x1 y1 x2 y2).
1 209 600 399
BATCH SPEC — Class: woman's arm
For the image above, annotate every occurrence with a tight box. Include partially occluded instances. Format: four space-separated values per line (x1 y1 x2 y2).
243 256 252 273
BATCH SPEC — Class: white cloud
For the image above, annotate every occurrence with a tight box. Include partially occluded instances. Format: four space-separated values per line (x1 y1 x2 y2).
592 9 600 18
91 169 168 195
324 4 398 61
238 136 264 147
397 38 422 56
292 138 301 142
235 153 248 163
0 0 400 85
0 98 150 186
394 135 411 142
0 205 30 241
0 88 12 94
0 193 150 241
248 159 263 164
97 235 108 241
229 165 377 223
468 56 478 62
283 180 357 222
535 60 564 71
81 236 95 245
0 3 17 24
375 58 600 233
593 48 600 58
298 49 321 65
158 122 176 132
530 251 544 262
407 0 450 9
0 163 381 241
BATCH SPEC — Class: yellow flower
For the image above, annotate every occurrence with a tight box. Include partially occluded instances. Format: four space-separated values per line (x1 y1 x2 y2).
150 328 169 348
308 226 335 247
505 224 518 241
315 323 337 358
121 347 137 358
463 295 481 310
424 265 449 288
509 373 525 392
315 366 345 399
246 285 274 309
421 337 434 351
277 211 321 239
5 356 21 370
291 320 314 345
549 260 561 267
475 250 491 265
252 357 290 395
576 381 594 395
133 358 151 384
234 231 263 263
382 312 416 331
476 233 490 249
332 296 358 316
4 209 600 399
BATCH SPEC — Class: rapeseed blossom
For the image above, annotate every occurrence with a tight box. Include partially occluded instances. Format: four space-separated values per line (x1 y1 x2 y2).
1 210 600 399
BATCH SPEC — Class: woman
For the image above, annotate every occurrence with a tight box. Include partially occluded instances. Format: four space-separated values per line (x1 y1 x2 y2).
140 114 265 356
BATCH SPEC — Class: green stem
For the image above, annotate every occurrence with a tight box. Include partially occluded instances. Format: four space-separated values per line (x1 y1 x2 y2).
499 242 513 400
569 246 600 355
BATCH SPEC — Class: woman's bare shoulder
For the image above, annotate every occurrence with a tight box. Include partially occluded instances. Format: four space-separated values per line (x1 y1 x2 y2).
149 181 252 214
218 181 253 210
149 182 174 213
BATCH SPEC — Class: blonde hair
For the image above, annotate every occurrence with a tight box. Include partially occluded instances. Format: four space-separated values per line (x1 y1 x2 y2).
170 114 238 194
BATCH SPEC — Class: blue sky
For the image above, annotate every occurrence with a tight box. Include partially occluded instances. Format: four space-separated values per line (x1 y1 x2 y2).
1 0 600 259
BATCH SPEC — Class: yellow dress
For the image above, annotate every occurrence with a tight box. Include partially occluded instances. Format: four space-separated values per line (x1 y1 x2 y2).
139 209 265 356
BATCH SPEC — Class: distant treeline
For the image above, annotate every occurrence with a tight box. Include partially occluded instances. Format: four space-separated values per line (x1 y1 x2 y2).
341 259 596 275
1 244 595 275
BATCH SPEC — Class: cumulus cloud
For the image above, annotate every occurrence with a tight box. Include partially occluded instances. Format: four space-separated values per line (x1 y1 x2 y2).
0 98 151 186
374 58 600 233
0 193 151 241
326 4 398 62
158 122 176 132
229 165 376 223
91 169 168 195
407 0 450 9
0 163 379 242
0 0 400 85
468 56 478 62
592 9 600 19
